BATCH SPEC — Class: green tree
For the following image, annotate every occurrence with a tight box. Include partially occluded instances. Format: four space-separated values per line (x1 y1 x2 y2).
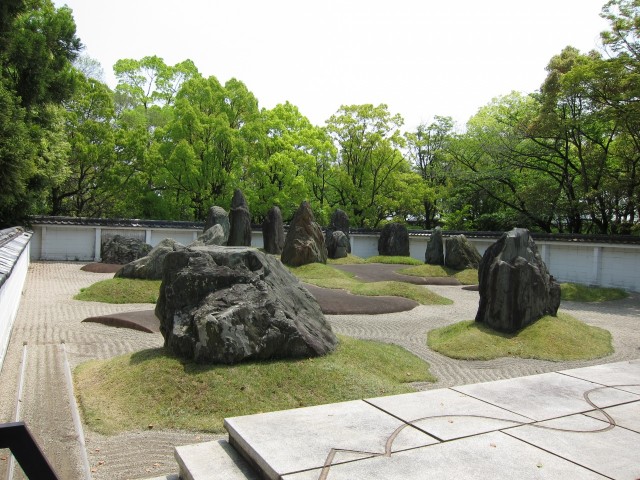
50 74 117 217
601 0 640 62
244 102 335 222
405 116 454 228
111 56 199 219
157 75 259 219
325 104 414 227
0 0 81 227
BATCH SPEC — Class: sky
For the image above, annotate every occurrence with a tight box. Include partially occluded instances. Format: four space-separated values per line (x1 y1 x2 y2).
53 0 610 130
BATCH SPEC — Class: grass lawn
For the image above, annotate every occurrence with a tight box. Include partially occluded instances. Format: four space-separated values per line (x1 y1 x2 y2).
290 263 452 305
364 255 423 265
74 278 161 304
329 255 423 265
74 335 435 434
399 264 478 285
74 263 451 306
327 254 368 265
427 313 612 361
560 283 629 302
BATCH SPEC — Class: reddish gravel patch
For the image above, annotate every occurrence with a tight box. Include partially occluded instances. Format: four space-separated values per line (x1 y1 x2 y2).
81 262 123 274
332 263 462 285
83 310 160 333
305 284 418 314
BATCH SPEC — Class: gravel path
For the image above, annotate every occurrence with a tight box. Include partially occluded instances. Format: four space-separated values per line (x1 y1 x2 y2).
0 263 220 480
0 262 638 480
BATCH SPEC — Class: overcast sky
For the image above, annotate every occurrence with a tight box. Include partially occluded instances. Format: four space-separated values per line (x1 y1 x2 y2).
53 0 610 129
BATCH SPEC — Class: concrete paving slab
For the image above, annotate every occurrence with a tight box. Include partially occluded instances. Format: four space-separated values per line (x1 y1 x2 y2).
559 360 640 395
281 431 607 480
366 388 532 441
174 439 259 480
583 400 640 434
224 400 439 480
453 372 639 421
507 413 640 480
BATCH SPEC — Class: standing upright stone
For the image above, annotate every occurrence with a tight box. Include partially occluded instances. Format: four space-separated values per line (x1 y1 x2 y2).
475 228 561 333
378 223 410 257
281 201 327 267
329 209 351 253
325 230 349 259
425 227 444 265
204 206 230 244
262 206 285 254
444 234 482 270
228 189 252 247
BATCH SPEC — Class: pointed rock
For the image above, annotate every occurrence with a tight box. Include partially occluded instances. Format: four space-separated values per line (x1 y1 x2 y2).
228 190 252 246
281 201 327 266
475 228 561 333
378 223 410 257
262 206 285 254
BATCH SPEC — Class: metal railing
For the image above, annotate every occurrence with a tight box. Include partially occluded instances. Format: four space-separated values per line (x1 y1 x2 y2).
0 422 59 479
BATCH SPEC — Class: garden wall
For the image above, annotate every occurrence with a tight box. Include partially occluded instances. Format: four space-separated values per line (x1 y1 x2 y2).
28 217 640 292
0 228 31 371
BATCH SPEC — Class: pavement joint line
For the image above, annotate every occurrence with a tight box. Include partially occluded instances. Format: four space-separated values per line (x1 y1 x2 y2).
61 341 92 480
448 386 540 423
500 429 617 480
362 398 445 443
7 342 28 480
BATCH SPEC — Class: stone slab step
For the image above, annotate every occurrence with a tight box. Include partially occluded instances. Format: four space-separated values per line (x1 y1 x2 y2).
175 439 259 480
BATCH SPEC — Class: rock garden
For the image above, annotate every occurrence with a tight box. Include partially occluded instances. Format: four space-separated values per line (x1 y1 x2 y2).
71 199 625 437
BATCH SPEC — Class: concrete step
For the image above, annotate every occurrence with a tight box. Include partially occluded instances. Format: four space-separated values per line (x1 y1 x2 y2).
175 439 260 480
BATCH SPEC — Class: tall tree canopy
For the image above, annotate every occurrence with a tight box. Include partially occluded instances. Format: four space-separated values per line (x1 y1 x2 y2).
4 1 640 234
0 0 81 227
325 104 420 227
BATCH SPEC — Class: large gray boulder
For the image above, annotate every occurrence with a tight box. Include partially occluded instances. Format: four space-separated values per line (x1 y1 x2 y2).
329 209 351 253
475 228 561 333
155 246 338 363
204 206 230 244
191 224 226 247
425 227 444 265
101 235 152 265
262 206 285 255
281 201 327 267
116 238 185 280
378 223 410 257
325 230 349 259
445 234 481 270
228 190 252 247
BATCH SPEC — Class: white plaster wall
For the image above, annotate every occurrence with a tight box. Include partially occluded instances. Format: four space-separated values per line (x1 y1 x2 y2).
547 244 595 284
409 236 428 260
600 246 640 290
27 223 640 291
102 228 146 242
251 231 264 249
38 226 95 261
351 234 378 258
149 229 199 246
29 229 41 260
0 241 30 371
